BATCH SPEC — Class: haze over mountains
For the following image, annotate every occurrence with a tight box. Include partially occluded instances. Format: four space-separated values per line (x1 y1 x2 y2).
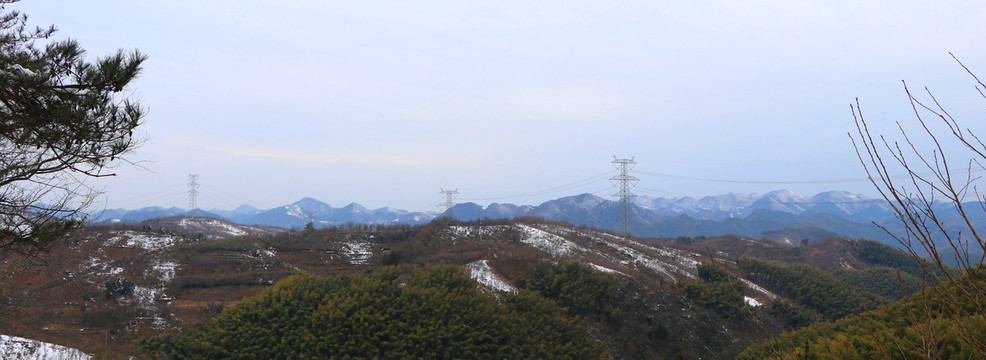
94 190 913 244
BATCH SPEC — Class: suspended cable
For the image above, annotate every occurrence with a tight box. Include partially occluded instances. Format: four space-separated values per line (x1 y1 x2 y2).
634 186 691 198
102 188 187 209
199 183 259 209
588 186 616 198
635 167 986 185
100 181 186 205
634 169 871 184
459 170 615 202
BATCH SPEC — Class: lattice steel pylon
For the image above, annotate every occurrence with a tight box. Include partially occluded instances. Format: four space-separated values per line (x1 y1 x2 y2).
610 156 638 238
439 188 459 214
187 174 200 210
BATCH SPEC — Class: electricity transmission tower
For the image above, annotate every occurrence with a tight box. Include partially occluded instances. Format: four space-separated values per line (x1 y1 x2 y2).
610 156 638 238
439 188 459 214
187 174 200 210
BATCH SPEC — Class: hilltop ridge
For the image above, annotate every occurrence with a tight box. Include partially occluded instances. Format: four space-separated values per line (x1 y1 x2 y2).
0 215 930 358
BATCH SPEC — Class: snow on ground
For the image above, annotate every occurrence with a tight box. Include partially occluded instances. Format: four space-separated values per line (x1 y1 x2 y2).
839 258 854 270
207 219 249 236
533 224 579 237
124 286 172 330
139 261 178 330
174 218 281 238
77 249 123 280
451 223 698 281
744 296 763 307
107 231 180 251
106 267 124 276
596 240 695 280
127 286 159 309
569 227 625 243
0 334 92 360
150 261 178 284
741 279 778 300
81 253 103 271
286 204 303 217
178 218 250 237
634 243 702 270
465 260 516 293
545 225 701 278
448 225 509 239
80 255 121 278
516 224 586 257
343 241 373 265
589 263 625 276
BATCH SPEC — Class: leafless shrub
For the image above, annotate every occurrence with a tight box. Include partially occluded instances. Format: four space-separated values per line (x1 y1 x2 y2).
850 53 986 357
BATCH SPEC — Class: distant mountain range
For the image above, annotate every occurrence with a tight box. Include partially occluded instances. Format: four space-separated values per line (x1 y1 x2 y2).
95 190 974 246
632 190 894 223
94 197 436 229
445 190 900 244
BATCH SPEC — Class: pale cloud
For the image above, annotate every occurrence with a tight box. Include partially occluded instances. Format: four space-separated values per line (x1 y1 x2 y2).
208 145 427 166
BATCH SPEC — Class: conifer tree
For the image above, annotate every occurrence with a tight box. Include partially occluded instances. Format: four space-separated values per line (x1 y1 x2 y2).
0 0 146 258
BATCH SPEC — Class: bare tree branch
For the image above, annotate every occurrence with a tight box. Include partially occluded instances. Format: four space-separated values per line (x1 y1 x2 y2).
849 55 986 357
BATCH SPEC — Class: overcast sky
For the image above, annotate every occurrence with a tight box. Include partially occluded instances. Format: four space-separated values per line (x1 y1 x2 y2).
15 1 986 212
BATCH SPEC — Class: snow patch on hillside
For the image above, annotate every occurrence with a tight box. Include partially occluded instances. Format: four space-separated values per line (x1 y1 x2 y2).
590 263 625 276
513 224 701 281
107 231 180 251
178 218 251 237
741 279 778 300
0 334 92 359
285 205 303 217
343 241 373 265
208 219 249 236
150 261 178 284
466 260 516 293
596 240 696 280
638 244 702 270
448 225 509 239
119 286 172 330
744 296 763 307
516 224 586 256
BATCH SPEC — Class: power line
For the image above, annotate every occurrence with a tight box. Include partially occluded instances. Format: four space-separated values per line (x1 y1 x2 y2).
635 167 986 185
413 200 445 214
588 186 617 198
634 186 691 198
634 169 871 184
102 186 187 209
459 170 615 202
199 183 260 209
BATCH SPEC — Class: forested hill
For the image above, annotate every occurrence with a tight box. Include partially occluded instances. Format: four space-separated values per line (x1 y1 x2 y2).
139 266 607 359
739 266 986 359
0 216 946 358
